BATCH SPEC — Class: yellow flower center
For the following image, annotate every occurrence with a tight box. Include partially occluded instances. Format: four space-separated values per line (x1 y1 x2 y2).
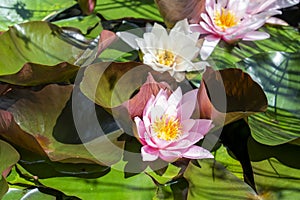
214 8 238 30
156 50 175 67
152 114 182 141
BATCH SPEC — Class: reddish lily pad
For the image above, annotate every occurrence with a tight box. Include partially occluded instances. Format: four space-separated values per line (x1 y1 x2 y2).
155 0 205 27
0 84 122 167
0 62 79 86
198 67 267 126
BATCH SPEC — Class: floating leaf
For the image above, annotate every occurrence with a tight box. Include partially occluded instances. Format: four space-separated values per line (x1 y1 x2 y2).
80 61 176 109
2 188 56 200
0 21 115 85
236 52 300 145
0 140 20 199
184 159 256 200
0 0 75 31
154 0 205 27
0 62 79 86
208 25 300 70
216 143 300 199
197 67 267 127
39 162 157 200
95 0 162 21
0 84 123 169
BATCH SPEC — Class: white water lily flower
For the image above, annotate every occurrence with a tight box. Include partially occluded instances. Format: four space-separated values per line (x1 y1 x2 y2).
117 19 209 82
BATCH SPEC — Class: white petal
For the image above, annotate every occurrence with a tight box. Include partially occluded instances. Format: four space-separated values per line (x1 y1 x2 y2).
171 19 190 35
172 72 186 82
186 61 208 72
116 31 139 50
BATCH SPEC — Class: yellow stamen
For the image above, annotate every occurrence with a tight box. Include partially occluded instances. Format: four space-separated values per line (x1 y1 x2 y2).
214 8 238 30
156 50 175 67
152 114 182 141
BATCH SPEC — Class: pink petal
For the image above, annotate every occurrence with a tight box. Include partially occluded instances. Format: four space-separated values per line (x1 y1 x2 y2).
182 145 214 159
190 24 210 35
141 145 159 161
190 119 213 136
168 87 182 107
247 0 275 14
134 117 146 145
159 149 181 162
227 0 248 19
181 119 196 132
165 139 193 150
266 17 289 26
177 89 198 120
200 35 221 60
243 31 270 41
181 89 198 105
97 30 117 57
179 100 196 120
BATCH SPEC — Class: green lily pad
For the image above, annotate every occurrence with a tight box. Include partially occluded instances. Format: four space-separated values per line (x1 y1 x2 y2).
80 61 176 109
208 25 300 70
184 159 256 200
0 0 75 31
2 188 56 200
0 140 20 199
216 144 300 199
236 51 300 145
39 162 157 200
0 21 116 85
95 0 162 21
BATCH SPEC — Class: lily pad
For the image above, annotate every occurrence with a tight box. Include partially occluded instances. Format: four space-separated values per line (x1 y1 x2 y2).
0 0 75 31
0 21 117 86
236 52 300 145
80 61 176 109
197 67 267 127
184 159 256 200
95 0 162 21
39 162 157 200
216 144 300 199
0 62 79 86
0 84 123 168
208 25 300 70
0 140 20 199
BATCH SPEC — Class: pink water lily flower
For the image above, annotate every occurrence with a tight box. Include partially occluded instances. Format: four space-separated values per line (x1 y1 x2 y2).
246 0 299 15
190 0 281 60
134 87 214 162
